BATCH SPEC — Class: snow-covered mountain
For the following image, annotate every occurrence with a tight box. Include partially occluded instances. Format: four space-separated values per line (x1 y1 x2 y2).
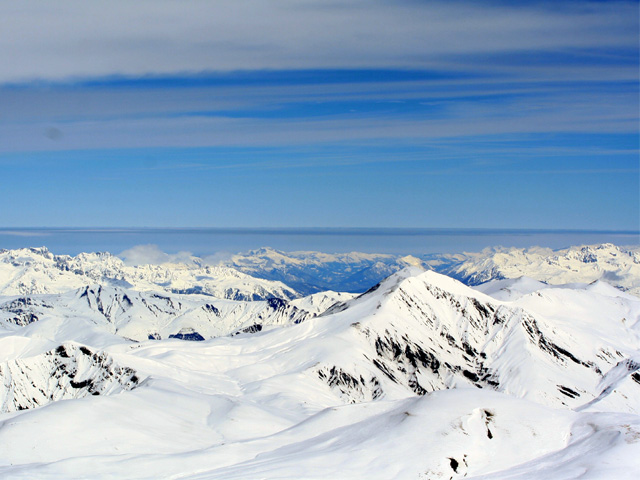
0 284 349 342
0 262 639 478
0 343 141 413
304 269 640 412
222 246 425 294
437 243 640 296
0 247 298 300
221 243 640 297
6 243 635 303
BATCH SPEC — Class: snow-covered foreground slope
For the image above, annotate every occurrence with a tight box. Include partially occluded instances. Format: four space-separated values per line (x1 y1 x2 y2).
3 384 637 480
0 266 639 479
0 247 297 300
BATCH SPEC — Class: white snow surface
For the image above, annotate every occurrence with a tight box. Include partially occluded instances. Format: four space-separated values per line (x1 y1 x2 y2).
222 246 425 294
0 247 298 300
0 250 639 478
441 243 640 297
219 243 640 298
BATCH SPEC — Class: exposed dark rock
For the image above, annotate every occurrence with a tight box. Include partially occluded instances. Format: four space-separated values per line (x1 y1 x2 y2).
523 315 593 369
557 385 580 398
202 304 221 316
317 366 383 402
232 324 263 336
169 331 205 341
267 297 288 310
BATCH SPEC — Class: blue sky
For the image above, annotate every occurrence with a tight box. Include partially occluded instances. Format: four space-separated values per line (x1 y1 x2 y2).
0 0 638 230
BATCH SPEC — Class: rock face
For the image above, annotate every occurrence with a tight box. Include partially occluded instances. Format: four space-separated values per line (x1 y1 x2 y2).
0 343 140 413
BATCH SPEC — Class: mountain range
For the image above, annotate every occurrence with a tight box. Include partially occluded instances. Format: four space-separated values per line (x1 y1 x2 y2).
0 247 297 300
223 243 640 297
0 244 639 478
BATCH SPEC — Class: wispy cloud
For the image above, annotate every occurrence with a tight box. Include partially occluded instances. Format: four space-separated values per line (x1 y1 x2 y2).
118 244 195 266
1 0 636 154
0 230 51 237
1 1 637 230
1 1 637 83
0 80 636 147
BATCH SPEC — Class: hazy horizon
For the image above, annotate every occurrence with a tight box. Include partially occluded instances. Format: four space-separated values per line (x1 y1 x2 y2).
1 227 637 257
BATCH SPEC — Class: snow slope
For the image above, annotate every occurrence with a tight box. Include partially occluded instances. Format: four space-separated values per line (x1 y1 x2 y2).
0 343 141 412
0 265 639 478
0 285 348 342
0 269 640 479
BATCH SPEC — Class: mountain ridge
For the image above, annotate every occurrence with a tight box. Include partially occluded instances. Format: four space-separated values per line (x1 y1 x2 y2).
0 247 298 301
0 245 639 478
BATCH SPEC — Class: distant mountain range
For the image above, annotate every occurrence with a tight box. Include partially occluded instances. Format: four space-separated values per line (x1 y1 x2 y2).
436 243 640 295
0 246 297 300
3 243 637 301
222 243 640 296
221 246 425 294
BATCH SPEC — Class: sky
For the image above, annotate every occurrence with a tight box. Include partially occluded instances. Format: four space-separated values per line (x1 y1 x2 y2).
1 0 638 230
